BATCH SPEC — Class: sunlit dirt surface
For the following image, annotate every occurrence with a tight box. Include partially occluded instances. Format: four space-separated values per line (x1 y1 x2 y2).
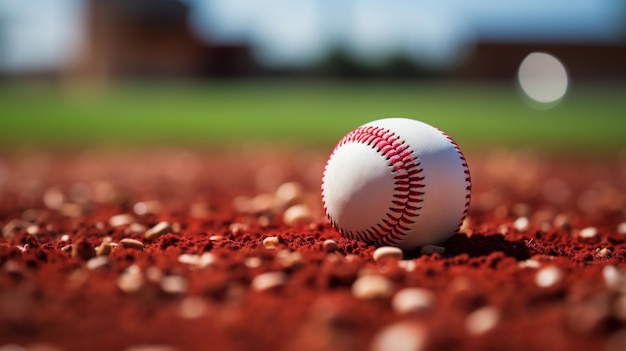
1 147 625 351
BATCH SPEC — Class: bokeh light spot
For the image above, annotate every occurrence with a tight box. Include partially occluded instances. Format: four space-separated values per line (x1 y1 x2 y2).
518 52 569 105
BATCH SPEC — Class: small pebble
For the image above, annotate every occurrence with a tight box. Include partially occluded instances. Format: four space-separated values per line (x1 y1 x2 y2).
228 223 249 235
275 181 303 206
4 260 23 276
579 227 598 238
209 235 223 241
145 266 163 283
86 256 110 270
189 202 211 219
179 296 207 319
465 306 501 335
518 259 541 269
160 275 188 294
370 322 427 351
177 253 216 268
198 252 217 268
244 256 262 269
2 219 30 239
323 239 339 253
251 271 287 292
144 221 172 242
373 246 403 262
553 213 571 229
43 187 65 210
109 214 134 227
262 236 280 249
535 266 563 288
596 247 611 258
283 204 313 226
603 265 626 291
276 250 303 268
120 238 145 250
127 223 148 234
392 287 435 314
118 264 143 293
513 217 529 232
250 193 276 213
60 203 83 217
420 244 445 255
133 200 163 215
617 222 626 235
352 275 393 299
398 260 417 272
95 238 112 256
26 225 40 235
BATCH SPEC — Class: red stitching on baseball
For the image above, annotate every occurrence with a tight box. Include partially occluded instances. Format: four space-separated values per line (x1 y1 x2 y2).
437 128 472 233
321 126 424 245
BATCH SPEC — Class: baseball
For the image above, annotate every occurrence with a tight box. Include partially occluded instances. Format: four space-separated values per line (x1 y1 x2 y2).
321 118 471 250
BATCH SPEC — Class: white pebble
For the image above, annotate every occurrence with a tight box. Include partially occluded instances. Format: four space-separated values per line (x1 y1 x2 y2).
276 250 303 268
262 236 280 249
617 222 626 235
177 253 215 268
228 222 249 235
392 287 435 314
133 200 163 216
579 227 598 238
513 217 529 232
244 257 262 269
118 264 143 293
43 187 65 210
178 253 200 265
120 238 145 250
283 204 313 226
420 244 445 255
373 246 403 262
199 253 216 268
323 239 339 253
179 296 207 319
251 271 287 292
86 256 110 270
603 265 624 290
160 275 188 294
144 221 172 241
535 266 563 288
465 306 501 335
518 259 541 269
596 248 611 258
145 266 163 283
370 322 427 351
109 214 134 227
398 260 417 272
352 275 393 299
275 182 303 206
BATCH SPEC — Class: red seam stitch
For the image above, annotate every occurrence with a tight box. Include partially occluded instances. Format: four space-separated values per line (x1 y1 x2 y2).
321 125 425 245
436 128 472 233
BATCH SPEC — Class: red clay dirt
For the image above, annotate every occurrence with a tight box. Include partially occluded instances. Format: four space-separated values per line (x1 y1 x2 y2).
0 147 625 351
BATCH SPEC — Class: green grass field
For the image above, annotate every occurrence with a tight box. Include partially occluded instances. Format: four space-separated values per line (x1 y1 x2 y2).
1 80 624 154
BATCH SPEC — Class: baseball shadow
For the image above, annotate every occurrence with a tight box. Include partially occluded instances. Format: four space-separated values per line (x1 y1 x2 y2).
403 233 532 261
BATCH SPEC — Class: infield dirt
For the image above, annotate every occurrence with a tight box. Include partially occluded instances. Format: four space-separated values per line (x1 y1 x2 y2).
0 147 625 351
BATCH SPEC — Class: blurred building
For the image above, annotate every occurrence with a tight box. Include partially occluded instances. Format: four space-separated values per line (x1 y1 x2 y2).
455 41 626 81
70 0 255 82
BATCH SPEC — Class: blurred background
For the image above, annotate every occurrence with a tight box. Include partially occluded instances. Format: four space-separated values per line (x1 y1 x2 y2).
0 0 625 152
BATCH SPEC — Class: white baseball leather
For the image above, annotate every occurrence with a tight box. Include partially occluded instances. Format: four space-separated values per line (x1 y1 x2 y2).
322 118 471 250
